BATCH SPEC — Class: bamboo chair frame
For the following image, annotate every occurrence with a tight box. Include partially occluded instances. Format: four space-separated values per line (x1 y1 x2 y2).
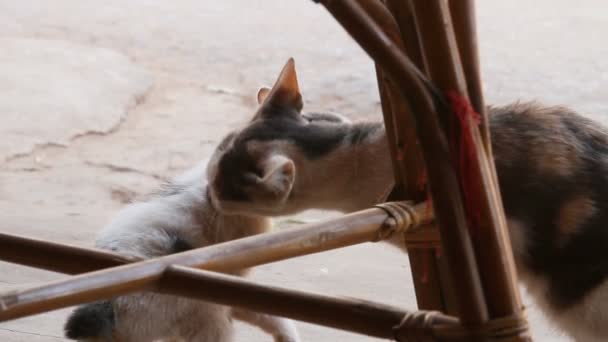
0 0 532 340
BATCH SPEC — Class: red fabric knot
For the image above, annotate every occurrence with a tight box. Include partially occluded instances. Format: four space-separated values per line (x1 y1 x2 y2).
446 91 482 234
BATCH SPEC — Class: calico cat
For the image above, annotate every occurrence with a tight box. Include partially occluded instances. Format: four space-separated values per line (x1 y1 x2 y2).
206 59 608 341
64 161 300 342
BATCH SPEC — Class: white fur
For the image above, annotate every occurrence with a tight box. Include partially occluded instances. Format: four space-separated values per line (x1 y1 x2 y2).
556 281 608 341
516 265 608 342
90 161 300 342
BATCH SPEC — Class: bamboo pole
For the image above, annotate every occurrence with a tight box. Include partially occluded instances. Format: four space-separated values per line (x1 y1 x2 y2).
314 0 489 327
367 0 448 312
376 68 449 312
0 203 433 321
356 0 409 195
448 1 505 230
446 0 504 232
0 233 463 339
0 233 131 275
160 265 460 340
0 219 436 278
407 0 480 320
447 2 523 323
410 0 524 322
409 1 469 97
386 0 428 74
448 0 489 151
356 0 403 47
385 0 460 315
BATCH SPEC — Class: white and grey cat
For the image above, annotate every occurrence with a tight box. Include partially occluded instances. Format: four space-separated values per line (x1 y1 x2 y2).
64 161 300 342
207 59 608 341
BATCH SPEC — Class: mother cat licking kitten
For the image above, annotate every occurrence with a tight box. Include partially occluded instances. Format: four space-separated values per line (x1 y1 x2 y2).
63 159 301 341
207 59 608 342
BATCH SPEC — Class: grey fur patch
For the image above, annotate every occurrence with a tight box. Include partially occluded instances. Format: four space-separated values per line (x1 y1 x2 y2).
344 122 383 145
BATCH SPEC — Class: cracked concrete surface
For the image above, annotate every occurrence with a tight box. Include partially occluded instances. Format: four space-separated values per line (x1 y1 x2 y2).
0 38 151 163
1 0 606 341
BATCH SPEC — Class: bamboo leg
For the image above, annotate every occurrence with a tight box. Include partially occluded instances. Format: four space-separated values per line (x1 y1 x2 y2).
376 72 448 312
384 0 460 314
315 0 489 327
410 0 524 323
359 0 447 312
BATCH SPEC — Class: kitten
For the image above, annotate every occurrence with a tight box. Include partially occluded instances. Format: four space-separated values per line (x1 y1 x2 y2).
207 59 608 341
64 161 300 342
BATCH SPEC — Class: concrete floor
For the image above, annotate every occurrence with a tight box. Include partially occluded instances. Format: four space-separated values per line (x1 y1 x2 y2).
1 0 607 340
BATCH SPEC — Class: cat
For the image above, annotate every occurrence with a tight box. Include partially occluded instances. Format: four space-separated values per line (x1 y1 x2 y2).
64 160 301 342
206 58 608 342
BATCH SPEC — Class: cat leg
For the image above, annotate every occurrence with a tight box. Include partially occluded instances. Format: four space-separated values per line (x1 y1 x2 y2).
231 308 301 342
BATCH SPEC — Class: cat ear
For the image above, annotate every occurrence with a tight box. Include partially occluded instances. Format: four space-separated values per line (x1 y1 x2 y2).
262 58 303 112
257 87 271 104
254 155 295 200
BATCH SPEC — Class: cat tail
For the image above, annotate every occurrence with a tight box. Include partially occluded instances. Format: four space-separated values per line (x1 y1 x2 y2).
64 300 114 340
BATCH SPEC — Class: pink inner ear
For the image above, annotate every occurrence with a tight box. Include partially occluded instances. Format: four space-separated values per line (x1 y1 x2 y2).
257 88 270 104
